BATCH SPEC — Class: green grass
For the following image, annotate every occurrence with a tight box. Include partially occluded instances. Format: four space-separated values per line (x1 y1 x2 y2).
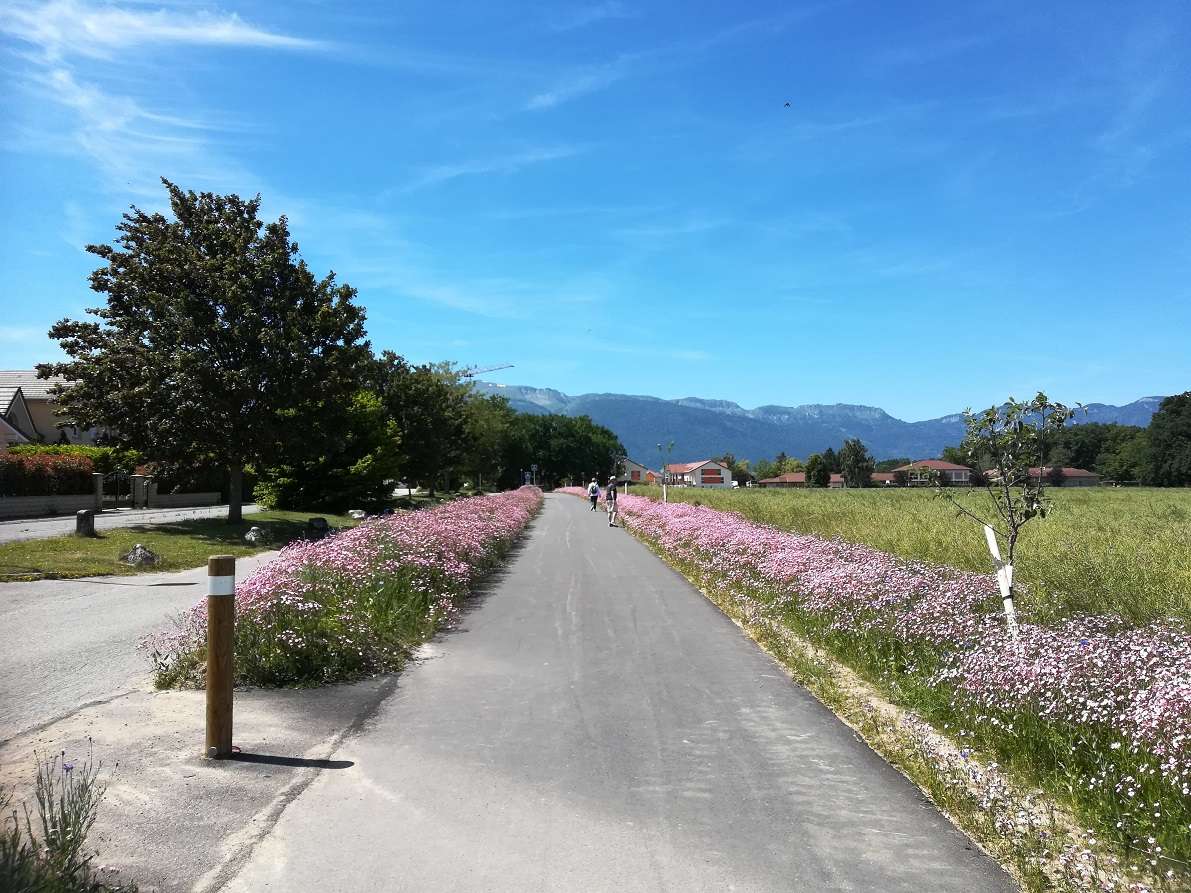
0 510 358 580
639 485 1191 624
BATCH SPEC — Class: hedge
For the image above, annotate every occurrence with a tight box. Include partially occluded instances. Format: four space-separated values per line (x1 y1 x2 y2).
6 444 142 476
0 453 96 496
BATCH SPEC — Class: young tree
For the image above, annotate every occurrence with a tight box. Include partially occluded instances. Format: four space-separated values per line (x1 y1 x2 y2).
780 456 805 474
839 438 875 488
936 393 1077 639
38 180 370 522
892 468 909 487
1045 464 1066 487
804 453 830 488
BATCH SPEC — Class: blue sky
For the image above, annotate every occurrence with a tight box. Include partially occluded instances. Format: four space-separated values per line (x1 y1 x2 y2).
2 1 1189 421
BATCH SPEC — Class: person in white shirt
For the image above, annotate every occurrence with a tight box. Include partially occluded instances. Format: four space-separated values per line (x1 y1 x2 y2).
586 478 600 511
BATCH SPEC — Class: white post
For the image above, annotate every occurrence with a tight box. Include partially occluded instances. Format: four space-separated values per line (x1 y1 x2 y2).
984 524 1019 641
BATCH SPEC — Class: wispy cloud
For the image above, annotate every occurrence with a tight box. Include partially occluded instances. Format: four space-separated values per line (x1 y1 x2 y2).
2 0 326 61
870 33 996 69
2 1 328 197
526 61 628 110
399 145 586 192
548 2 635 32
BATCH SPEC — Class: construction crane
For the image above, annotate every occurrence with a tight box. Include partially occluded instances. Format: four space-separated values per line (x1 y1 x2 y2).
460 364 514 378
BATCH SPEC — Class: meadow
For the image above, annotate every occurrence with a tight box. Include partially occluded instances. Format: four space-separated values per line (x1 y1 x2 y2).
636 485 1191 626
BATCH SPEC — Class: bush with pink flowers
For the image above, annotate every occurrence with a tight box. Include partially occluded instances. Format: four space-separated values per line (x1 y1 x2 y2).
147 487 541 688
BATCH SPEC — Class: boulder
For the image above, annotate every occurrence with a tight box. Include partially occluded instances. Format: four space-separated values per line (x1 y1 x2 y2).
305 517 330 540
348 509 366 520
244 526 269 545
120 543 160 567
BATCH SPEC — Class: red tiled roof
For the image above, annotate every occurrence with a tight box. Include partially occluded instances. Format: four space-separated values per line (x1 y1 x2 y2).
829 473 844 483
892 460 972 472
758 472 805 483
870 472 896 482
1027 466 1099 477
666 460 725 474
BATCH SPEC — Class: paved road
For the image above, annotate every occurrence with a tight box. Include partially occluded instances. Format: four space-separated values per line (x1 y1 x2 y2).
0 504 262 543
0 551 278 742
223 495 1013 892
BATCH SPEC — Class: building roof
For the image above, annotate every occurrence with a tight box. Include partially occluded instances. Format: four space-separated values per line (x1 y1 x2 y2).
1028 466 1099 478
870 472 896 482
759 472 806 484
0 386 20 415
892 459 972 472
0 415 29 446
0 371 72 401
665 460 725 474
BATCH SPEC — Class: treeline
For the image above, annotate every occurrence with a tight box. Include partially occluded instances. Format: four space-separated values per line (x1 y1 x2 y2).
938 393 1191 486
721 439 878 488
37 179 623 520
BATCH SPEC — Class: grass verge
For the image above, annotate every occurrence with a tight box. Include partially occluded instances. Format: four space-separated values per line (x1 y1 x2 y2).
0 510 358 581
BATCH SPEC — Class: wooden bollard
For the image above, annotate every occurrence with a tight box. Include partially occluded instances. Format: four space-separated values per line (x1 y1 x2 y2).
205 555 236 758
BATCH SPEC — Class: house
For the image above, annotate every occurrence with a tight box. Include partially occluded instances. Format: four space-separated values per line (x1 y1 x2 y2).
619 458 654 485
665 459 733 488
758 472 806 488
871 472 897 486
0 386 37 442
0 416 29 452
891 460 973 486
1027 466 1101 487
0 372 103 444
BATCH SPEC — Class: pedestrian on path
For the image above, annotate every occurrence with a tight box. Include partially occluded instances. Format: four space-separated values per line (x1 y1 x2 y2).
587 478 600 511
606 477 619 527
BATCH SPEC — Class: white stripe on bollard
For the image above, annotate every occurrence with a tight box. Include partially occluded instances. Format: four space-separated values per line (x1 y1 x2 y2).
208 575 235 596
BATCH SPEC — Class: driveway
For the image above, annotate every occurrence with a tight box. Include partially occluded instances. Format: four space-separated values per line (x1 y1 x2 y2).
0 504 262 543
0 550 277 743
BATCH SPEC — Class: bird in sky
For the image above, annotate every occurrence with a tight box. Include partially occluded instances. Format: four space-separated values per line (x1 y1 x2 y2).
784 101 791 108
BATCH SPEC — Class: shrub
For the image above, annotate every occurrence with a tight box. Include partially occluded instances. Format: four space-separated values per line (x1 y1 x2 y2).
146 487 543 687
7 444 141 476
0 453 95 496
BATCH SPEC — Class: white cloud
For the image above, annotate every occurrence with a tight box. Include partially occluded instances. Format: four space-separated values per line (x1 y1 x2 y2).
526 64 627 110
401 145 586 191
549 2 635 32
2 1 325 61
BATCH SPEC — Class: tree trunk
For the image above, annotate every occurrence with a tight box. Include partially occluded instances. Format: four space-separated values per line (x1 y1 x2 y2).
228 464 243 524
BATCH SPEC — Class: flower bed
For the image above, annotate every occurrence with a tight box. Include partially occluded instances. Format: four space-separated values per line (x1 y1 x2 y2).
559 488 1189 885
148 487 542 687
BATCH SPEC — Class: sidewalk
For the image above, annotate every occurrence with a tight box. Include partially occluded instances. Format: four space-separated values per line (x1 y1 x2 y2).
0 504 261 543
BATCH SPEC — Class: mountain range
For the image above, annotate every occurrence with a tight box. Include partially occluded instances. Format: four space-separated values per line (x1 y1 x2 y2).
474 383 1165 464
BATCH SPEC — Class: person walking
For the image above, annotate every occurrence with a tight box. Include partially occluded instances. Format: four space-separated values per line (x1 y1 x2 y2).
587 478 600 511
605 476 619 527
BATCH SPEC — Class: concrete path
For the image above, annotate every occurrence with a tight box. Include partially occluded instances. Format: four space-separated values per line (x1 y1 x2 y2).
223 494 1013 892
0 504 261 543
0 551 278 742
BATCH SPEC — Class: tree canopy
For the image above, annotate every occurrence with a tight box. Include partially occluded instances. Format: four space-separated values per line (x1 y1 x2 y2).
39 179 370 521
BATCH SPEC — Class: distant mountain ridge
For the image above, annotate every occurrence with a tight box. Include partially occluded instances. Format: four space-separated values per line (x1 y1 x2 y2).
474 383 1165 464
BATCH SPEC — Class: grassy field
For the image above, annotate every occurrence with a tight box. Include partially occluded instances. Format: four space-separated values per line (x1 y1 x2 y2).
635 484 1191 625
0 510 358 580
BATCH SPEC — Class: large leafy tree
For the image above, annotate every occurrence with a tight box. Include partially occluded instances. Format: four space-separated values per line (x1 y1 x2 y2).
372 354 471 494
1145 392 1191 486
839 438 875 488
39 180 370 522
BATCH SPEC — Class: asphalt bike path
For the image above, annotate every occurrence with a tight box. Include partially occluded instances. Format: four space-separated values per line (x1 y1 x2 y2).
223 493 1014 892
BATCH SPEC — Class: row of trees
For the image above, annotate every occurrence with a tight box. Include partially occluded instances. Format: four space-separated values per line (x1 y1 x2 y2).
938 393 1191 486
39 180 623 520
721 439 879 488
